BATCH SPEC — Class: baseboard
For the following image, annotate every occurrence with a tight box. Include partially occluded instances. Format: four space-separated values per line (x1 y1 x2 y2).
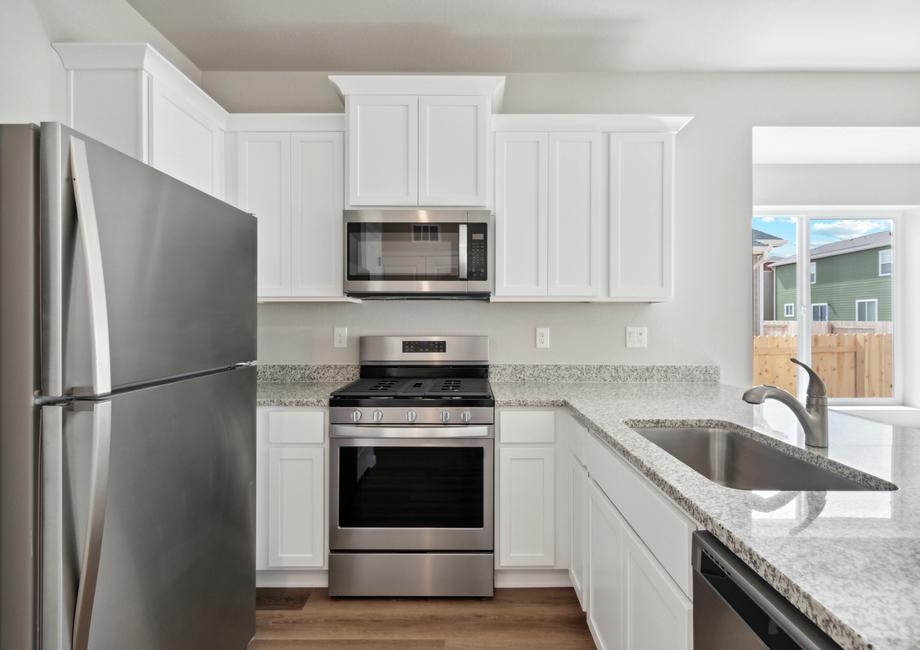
256 570 328 588
495 569 573 588
257 568 574 589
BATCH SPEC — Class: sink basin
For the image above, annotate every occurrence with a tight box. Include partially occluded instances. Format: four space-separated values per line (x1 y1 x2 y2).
631 425 894 491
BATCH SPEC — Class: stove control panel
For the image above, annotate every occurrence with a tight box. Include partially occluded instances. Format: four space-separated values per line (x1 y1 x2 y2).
330 406 494 426
402 340 446 353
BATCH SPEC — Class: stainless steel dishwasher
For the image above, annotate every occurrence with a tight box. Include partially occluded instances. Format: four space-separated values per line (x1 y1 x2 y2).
693 532 842 649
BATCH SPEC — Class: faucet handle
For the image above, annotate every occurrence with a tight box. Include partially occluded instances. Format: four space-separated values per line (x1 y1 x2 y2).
790 358 827 398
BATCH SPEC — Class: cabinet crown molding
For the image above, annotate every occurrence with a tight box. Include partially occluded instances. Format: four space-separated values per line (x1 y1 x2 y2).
329 75 506 111
493 114 694 134
53 42 228 126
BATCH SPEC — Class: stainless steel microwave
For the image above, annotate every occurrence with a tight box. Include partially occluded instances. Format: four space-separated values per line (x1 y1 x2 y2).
344 210 492 298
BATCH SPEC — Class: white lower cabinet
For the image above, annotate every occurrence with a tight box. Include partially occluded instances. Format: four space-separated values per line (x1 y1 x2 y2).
267 446 325 568
498 446 556 567
569 452 590 611
587 481 692 650
257 407 327 572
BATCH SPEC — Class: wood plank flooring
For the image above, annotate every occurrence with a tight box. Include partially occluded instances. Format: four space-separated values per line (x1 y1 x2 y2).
251 587 595 649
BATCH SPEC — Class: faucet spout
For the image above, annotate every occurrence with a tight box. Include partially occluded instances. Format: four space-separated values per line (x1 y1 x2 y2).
743 360 829 448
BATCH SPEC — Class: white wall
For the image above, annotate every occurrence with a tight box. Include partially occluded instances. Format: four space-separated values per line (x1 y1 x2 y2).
0 0 66 123
754 164 920 205
213 71 920 388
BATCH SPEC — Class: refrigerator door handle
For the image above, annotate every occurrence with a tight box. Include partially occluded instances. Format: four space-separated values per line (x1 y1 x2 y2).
71 400 112 650
69 136 112 395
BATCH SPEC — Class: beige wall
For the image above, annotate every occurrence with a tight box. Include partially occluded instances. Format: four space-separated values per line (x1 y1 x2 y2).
215 71 920 388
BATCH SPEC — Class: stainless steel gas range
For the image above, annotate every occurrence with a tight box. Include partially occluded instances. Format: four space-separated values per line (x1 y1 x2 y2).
327 335 495 597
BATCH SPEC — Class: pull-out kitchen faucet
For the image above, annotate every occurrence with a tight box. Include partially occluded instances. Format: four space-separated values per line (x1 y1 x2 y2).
743 358 828 448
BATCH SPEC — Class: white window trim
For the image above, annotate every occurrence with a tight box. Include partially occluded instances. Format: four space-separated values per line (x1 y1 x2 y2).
856 298 879 322
879 249 892 277
753 205 904 405
783 303 795 318
812 303 829 321
809 260 816 284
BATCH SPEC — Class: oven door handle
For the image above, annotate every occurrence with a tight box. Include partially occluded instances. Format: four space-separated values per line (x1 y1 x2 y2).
331 425 492 438
458 223 468 280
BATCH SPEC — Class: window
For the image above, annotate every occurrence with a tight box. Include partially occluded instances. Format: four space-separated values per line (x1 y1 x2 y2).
783 303 795 318
812 303 828 321
879 249 892 276
856 299 878 322
809 261 816 284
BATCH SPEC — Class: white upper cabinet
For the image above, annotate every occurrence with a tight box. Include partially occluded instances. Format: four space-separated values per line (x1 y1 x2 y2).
609 133 674 301
331 76 504 208
237 132 292 297
292 132 345 296
548 133 605 297
419 95 489 206
347 95 418 206
54 43 227 199
229 115 347 300
492 116 690 302
494 132 548 296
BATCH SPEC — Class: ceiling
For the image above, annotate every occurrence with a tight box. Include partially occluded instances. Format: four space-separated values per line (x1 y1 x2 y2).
126 0 920 73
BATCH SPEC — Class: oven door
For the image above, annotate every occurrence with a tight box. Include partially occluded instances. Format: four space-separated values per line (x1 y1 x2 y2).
344 210 491 295
330 436 494 551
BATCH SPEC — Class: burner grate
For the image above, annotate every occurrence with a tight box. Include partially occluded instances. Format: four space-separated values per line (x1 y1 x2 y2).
368 379 399 392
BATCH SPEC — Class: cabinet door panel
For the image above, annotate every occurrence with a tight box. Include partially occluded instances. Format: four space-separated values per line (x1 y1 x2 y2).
623 521 692 650
495 133 548 296
292 132 344 296
548 133 604 296
237 132 291 297
348 95 418 206
588 481 625 650
499 446 555 566
267 446 325 568
419 95 488 206
570 454 589 611
609 133 673 300
150 78 223 197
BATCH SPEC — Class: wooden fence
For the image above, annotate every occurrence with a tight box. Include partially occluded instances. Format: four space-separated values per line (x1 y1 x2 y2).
753 333 893 398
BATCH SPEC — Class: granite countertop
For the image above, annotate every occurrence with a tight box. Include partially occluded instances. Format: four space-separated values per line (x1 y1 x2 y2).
257 378 920 649
494 381 920 650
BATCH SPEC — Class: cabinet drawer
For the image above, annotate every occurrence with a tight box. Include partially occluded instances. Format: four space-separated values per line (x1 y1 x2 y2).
268 409 325 444
585 433 695 596
567 415 589 466
500 410 555 444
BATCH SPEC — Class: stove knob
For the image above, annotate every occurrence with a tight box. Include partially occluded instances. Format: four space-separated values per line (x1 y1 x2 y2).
460 410 472 423
440 411 451 424
350 410 362 423
406 410 418 423
372 409 384 423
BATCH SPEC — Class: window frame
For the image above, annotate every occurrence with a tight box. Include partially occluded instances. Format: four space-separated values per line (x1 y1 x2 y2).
783 303 795 318
811 303 829 322
754 206 904 405
856 298 879 322
809 260 816 284
879 249 892 277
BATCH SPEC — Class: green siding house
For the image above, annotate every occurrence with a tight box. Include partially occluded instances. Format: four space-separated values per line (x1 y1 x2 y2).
773 231 891 322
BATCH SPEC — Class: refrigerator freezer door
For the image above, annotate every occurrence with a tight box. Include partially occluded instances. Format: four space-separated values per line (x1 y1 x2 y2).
40 122 256 397
42 366 256 650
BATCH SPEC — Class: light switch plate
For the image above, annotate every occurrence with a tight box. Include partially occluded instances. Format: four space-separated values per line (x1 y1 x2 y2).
626 326 648 348
535 327 550 349
334 327 348 348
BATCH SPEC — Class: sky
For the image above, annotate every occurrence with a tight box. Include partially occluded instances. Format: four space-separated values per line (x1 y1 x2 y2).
752 216 892 260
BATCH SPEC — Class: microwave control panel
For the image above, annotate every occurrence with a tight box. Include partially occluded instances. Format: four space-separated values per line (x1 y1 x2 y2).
467 223 488 281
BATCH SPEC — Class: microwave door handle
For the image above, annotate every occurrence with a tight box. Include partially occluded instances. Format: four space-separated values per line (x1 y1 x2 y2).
459 224 468 280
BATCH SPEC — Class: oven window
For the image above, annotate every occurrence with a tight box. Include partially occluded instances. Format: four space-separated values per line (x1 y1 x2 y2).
338 446 484 528
347 223 461 281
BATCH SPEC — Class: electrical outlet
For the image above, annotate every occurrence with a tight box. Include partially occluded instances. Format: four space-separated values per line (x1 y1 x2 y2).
535 327 551 349
626 326 648 349
334 327 348 348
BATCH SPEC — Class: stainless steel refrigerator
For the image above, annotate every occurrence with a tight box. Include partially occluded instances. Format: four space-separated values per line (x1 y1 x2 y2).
0 123 257 650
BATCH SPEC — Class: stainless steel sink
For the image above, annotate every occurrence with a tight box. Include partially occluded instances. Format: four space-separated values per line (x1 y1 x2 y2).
631 425 894 491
